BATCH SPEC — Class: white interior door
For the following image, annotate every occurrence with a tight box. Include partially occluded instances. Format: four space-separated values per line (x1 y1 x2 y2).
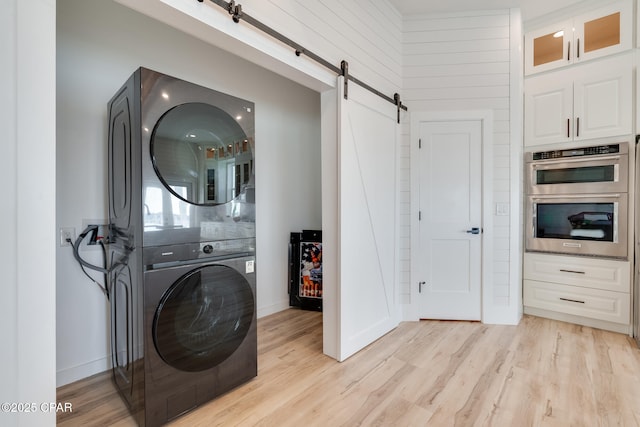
337 78 399 361
417 120 482 320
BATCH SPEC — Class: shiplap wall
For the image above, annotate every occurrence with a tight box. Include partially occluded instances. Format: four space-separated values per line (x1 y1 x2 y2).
400 10 516 309
240 0 403 96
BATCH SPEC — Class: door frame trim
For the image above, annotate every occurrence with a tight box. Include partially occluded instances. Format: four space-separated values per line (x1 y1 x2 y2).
409 110 494 322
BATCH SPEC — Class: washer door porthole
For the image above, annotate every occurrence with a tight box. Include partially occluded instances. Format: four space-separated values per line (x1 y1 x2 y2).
153 265 254 372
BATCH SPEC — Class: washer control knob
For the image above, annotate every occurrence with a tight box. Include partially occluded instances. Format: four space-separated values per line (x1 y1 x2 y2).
203 244 213 254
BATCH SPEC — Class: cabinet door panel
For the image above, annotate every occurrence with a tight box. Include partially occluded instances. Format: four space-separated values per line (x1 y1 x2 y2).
573 54 632 141
583 12 620 53
524 72 572 146
524 280 630 325
524 252 630 293
574 0 633 64
525 20 572 76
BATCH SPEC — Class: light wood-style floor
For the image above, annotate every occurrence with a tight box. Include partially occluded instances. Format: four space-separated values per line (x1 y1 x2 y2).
57 309 640 426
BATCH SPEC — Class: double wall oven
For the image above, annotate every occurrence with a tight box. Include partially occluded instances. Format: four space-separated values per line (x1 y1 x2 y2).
525 142 629 259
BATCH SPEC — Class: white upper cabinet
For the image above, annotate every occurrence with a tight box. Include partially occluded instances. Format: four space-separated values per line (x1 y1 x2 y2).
524 71 573 146
573 55 633 141
525 0 633 76
525 19 573 75
525 54 633 147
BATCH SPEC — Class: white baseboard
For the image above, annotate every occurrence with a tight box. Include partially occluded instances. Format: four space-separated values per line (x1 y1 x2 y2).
257 299 290 319
57 355 111 388
482 305 523 325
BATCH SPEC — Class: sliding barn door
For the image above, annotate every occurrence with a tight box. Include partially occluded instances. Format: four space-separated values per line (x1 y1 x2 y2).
337 77 399 361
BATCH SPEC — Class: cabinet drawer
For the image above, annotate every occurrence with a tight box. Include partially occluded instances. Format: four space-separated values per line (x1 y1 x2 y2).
524 280 630 324
523 253 630 292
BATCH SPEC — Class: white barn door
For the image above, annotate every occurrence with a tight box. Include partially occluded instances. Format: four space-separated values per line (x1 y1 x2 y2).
337 77 399 361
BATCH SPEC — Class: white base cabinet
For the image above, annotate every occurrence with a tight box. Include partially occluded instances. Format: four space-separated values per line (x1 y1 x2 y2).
523 252 631 333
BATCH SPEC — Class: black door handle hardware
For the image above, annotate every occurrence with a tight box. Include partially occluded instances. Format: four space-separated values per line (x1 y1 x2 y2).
559 269 585 274
466 227 480 234
560 297 585 304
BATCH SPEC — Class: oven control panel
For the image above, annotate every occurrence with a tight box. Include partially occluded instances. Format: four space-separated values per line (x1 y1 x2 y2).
531 143 622 161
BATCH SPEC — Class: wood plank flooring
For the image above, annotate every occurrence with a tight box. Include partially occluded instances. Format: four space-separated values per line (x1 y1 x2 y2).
57 309 640 426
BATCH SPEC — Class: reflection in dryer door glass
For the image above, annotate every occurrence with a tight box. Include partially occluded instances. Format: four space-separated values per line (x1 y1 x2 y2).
143 186 191 229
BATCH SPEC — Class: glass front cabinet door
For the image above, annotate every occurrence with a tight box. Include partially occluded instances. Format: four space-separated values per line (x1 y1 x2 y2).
525 0 632 75
525 20 573 75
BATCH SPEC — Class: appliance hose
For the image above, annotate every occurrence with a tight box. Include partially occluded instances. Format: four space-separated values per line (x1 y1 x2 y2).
70 225 113 299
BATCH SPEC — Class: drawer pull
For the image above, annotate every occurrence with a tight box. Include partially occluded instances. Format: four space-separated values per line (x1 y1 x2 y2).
559 269 585 275
559 297 585 304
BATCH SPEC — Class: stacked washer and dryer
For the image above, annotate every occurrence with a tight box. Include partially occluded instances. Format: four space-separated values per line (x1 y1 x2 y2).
107 68 257 426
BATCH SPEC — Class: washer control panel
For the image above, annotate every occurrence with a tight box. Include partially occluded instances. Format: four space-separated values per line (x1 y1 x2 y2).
199 238 255 258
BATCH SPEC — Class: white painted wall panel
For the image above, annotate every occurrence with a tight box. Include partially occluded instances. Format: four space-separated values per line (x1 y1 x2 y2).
405 50 511 67
3 0 57 424
400 9 521 322
404 62 510 78
404 27 510 43
240 0 402 97
403 10 510 31
403 39 511 55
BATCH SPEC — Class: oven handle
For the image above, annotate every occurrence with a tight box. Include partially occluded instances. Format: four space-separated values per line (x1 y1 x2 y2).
530 154 621 166
530 193 622 200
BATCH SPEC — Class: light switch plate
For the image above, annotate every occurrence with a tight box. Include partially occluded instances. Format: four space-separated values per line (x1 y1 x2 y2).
496 203 509 216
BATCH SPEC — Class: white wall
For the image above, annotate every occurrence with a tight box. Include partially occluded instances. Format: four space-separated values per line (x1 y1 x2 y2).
400 9 523 323
1 0 57 426
57 0 321 386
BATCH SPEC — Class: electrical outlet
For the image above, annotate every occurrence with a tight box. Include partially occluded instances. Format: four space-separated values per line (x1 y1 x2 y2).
60 227 76 247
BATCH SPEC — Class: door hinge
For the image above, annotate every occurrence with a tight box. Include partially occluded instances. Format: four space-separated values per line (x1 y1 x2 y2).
418 211 422 221
418 138 422 149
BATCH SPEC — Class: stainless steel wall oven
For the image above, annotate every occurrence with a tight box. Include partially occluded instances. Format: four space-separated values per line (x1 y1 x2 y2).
525 142 629 259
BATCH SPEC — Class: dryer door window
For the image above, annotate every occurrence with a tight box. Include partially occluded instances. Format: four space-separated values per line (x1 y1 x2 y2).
150 102 252 206
153 265 254 372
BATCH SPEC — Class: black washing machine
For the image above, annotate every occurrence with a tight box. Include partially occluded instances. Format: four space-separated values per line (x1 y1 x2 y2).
107 67 256 426
143 252 256 426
